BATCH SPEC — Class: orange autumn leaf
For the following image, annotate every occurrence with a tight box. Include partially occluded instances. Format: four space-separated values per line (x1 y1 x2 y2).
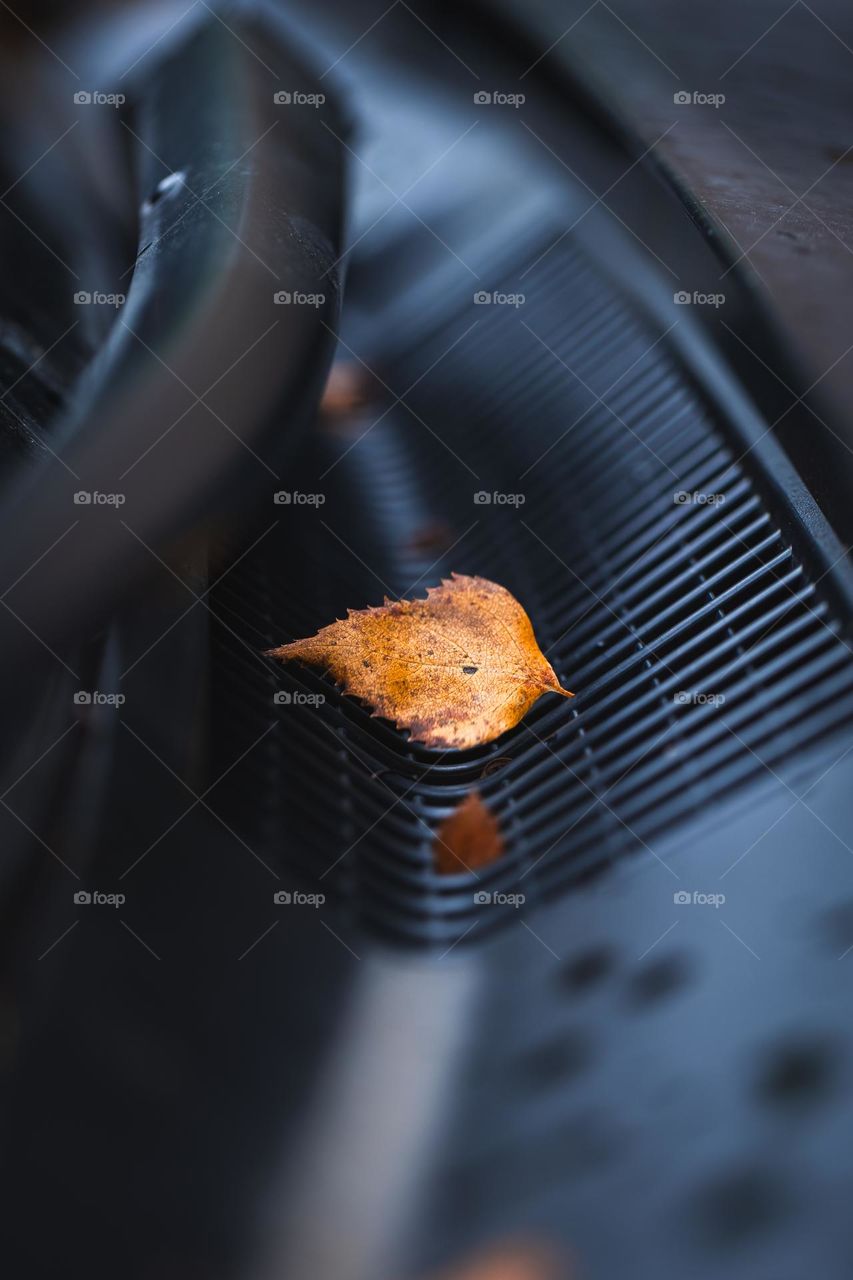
319 361 375 421
266 573 573 749
433 791 504 874
425 1241 566 1280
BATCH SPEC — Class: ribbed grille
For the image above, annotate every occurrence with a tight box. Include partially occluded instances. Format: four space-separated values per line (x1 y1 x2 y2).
209 236 853 945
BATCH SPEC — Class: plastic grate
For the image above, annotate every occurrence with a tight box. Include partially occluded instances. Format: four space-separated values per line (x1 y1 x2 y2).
208 236 853 946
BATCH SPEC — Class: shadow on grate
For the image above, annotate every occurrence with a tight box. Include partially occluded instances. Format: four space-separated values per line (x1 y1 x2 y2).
208 237 853 946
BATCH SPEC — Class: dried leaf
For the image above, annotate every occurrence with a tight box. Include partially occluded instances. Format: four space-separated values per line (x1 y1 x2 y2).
426 1241 566 1280
266 573 573 749
318 361 378 434
408 520 455 557
433 791 504 874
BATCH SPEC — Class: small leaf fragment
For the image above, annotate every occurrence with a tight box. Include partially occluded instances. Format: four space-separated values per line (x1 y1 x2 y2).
319 360 375 419
426 1240 566 1280
266 573 573 749
433 791 504 875
408 520 455 557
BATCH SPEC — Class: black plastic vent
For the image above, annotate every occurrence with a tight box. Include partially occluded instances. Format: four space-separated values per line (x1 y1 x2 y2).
209 235 853 946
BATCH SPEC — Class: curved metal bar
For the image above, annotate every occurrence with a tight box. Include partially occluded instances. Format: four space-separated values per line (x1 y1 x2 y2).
0 12 345 674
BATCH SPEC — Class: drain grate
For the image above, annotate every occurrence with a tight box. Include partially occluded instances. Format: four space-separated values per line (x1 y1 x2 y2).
209 235 853 945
